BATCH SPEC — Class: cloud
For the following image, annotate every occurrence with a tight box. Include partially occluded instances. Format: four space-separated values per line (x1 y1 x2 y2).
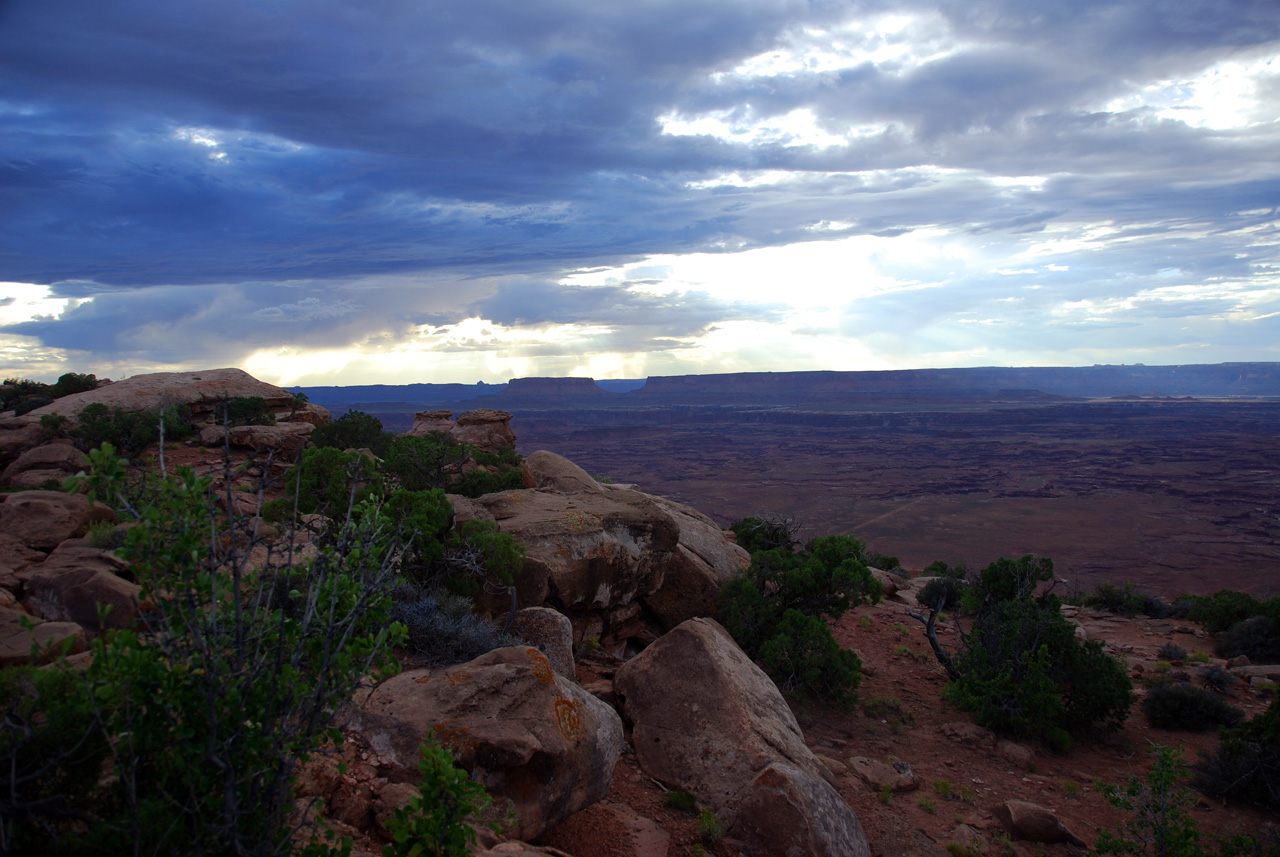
0 0 1277 380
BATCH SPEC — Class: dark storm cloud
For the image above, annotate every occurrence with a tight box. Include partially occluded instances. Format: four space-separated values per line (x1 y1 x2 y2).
0 0 1277 371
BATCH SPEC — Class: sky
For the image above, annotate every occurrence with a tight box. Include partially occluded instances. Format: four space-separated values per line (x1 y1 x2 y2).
1 0 1278 386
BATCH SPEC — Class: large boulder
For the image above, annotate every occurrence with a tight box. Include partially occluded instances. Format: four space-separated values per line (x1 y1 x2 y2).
614 618 824 805
0 416 49 467
0 491 116 551
0 443 89 488
638 493 749 627
993 800 1086 847
0 605 86 666
198 422 314 461
521 451 602 495
347 645 624 841
451 486 679 618
30 368 297 420
614 618 869 857
510 607 575 679
452 409 516 452
727 762 872 857
19 540 141 634
402 410 456 437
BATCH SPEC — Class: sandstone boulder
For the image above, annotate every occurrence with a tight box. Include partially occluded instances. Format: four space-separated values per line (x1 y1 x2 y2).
453 486 679 621
726 761 871 857
993 799 1087 847
0 416 48 466
521 451 602 495
0 491 116 551
30 368 297 420
349 645 624 840
1 443 88 488
402 410 456 437
19 540 141 634
0 605 86 666
285 402 333 426
614 617 829 806
452 409 516 452
615 618 869 857
510 607 575 679
849 757 918 792
0 533 44 579
637 493 749 627
198 422 314 461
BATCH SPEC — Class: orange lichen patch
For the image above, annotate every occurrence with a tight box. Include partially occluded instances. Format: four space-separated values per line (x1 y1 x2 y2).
554 697 584 744
527 648 555 685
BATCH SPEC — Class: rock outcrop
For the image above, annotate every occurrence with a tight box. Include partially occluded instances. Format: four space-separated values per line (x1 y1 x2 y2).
454 451 747 654
614 617 870 857
0 491 116 551
402 409 516 453
347 645 625 841
19 540 141 635
0 443 88 488
993 799 1087 846
0 605 86 666
30 368 300 419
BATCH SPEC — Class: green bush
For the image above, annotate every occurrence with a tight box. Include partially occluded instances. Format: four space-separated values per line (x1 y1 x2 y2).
383 488 452 569
1216 615 1280 663
12 395 54 416
288 446 383 517
381 739 492 857
1078 581 1168 617
1187 589 1280 635
382 432 471 492
310 409 394 456
720 530 880 709
759 609 863 711
0 378 52 412
663 789 698 812
3 444 405 855
1098 744 1279 857
451 466 525 498
50 372 99 398
216 395 277 427
1196 697 1280 809
0 665 108 852
944 555 1133 748
729 516 800 554
1142 683 1244 731
74 401 194 458
1158 642 1188 662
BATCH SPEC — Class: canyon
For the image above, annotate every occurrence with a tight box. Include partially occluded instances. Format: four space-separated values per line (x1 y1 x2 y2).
301 363 1280 597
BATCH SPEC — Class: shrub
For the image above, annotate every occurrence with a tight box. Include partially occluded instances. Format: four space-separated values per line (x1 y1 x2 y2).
74 402 194 458
1198 664 1239 695
50 372 99 398
729 516 800 554
758 609 863 711
1158 642 1188 662
1142 683 1244 731
917 797 936 813
0 378 52 412
383 487 452 570
5 444 405 855
663 789 698 812
1187 589 1280 635
695 807 723 844
917 575 968 613
381 739 492 857
719 530 880 709
288 446 383 517
944 555 1134 748
389 586 520 665
311 409 394 456
0 665 108 852
452 466 525 498
13 396 53 416
216 395 276 427
863 696 915 726
1080 581 1168 617
382 432 471 492
1195 697 1280 809
1095 745 1202 857
1215 615 1280 663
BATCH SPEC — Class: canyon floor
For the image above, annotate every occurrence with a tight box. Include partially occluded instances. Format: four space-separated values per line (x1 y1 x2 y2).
504 397 1280 598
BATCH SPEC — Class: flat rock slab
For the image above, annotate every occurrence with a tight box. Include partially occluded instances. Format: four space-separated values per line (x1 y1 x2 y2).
0 491 116 551
32 368 296 419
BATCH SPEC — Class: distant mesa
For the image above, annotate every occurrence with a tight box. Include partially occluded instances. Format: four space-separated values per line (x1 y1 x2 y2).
503 377 610 397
